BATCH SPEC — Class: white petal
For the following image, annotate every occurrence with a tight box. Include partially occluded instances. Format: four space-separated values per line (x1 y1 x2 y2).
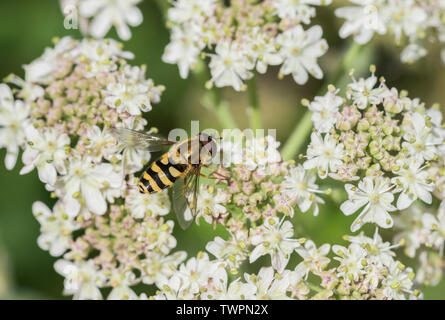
49 237 69 257
396 192 414 210
250 244 267 263
340 199 367 216
32 201 52 219
116 22 132 41
64 196 81 218
82 183 107 215
38 164 57 185
54 259 75 277
5 150 18 170
90 10 112 38
124 6 143 26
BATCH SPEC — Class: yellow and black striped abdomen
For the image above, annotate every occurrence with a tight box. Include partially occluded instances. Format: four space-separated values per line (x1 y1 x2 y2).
138 153 188 194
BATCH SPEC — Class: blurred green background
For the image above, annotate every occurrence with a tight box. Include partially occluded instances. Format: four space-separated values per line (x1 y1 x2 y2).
0 0 444 299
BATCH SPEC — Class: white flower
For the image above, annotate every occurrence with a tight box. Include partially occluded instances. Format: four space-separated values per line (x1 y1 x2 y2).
346 73 386 109
54 259 105 300
347 228 397 266
83 125 117 161
78 0 143 40
422 210 445 254
341 176 397 232
167 0 216 24
244 267 291 300
125 188 170 219
381 260 414 300
382 87 411 113
272 0 332 24
308 91 343 133
201 268 257 300
136 218 177 255
77 38 134 77
282 164 325 215
277 25 328 85
23 37 75 84
208 41 254 91
402 112 441 161
20 126 70 185
206 234 248 269
32 201 80 257
178 252 218 294
196 185 229 223
0 84 30 170
162 26 203 79
401 44 427 64
107 271 138 300
250 217 300 273
5 74 44 102
249 28 283 74
294 240 330 279
427 108 445 143
336 0 387 44
393 205 430 258
333 243 367 282
391 156 434 210
243 135 281 170
387 1 427 43
219 134 244 167
141 251 187 286
57 157 122 217
104 73 156 116
416 251 443 286
304 133 345 179
154 273 194 300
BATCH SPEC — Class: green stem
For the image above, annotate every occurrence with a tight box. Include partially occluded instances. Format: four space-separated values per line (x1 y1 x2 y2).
154 0 170 16
155 0 237 130
281 42 366 161
247 76 262 130
213 95 237 130
194 61 237 129
305 281 324 293
327 42 364 87
281 111 313 160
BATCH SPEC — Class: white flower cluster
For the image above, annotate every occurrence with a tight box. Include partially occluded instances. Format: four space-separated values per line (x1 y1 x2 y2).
3 1 445 297
60 0 143 41
0 37 185 300
392 201 445 286
333 229 419 300
302 67 444 232
2 56 439 298
152 228 419 300
335 0 445 64
162 0 331 90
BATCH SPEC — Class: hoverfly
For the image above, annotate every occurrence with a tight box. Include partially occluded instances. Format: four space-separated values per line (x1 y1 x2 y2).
111 128 227 229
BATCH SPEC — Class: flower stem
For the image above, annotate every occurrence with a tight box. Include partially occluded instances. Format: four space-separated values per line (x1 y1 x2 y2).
305 281 324 293
281 42 367 160
281 111 313 160
208 88 238 129
247 76 262 130
154 0 170 16
194 61 238 129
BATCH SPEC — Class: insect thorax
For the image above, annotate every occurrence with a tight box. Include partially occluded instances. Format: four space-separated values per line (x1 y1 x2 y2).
168 136 215 166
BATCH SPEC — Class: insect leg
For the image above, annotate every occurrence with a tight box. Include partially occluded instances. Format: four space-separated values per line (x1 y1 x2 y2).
202 164 231 182
200 173 218 179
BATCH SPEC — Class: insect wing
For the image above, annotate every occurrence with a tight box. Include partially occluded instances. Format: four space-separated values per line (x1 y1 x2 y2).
172 167 201 230
110 128 174 152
